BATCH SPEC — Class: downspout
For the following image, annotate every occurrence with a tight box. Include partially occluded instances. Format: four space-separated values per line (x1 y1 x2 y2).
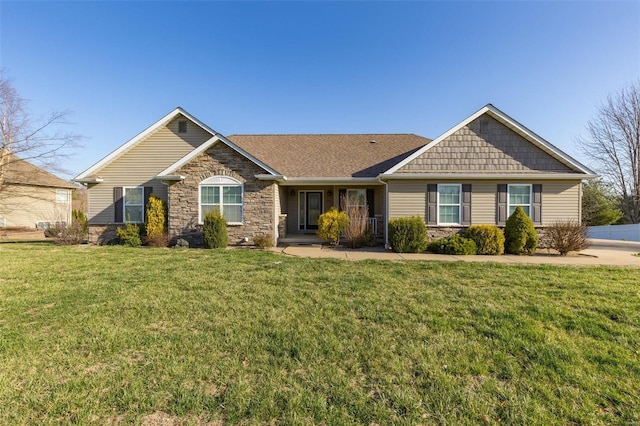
377 175 389 249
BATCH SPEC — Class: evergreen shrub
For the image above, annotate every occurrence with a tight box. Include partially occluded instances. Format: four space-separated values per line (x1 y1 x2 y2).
465 225 504 255
203 209 228 249
317 207 349 246
428 234 477 255
388 216 428 253
504 206 538 255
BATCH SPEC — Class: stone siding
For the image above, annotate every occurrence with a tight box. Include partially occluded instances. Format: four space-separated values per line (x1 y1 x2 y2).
88 224 122 245
168 143 275 247
427 226 548 248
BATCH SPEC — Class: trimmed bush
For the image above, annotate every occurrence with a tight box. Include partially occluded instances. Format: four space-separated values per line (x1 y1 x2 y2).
253 234 275 249
388 216 428 253
546 220 589 255
116 223 142 247
428 234 477 255
317 207 349 246
465 225 504 255
203 209 228 249
145 194 166 240
504 206 538 255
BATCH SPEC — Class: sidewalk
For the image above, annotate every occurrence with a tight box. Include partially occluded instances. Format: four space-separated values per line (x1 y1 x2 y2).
272 239 640 267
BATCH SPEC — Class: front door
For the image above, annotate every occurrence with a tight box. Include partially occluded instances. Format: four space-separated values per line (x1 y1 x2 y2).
299 191 323 231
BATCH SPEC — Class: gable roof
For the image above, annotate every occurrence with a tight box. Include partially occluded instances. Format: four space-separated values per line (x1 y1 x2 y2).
74 107 218 181
157 134 281 178
225 134 430 178
2 153 76 189
384 104 596 176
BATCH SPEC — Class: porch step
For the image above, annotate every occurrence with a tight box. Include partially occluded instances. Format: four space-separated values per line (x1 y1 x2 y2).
278 235 328 246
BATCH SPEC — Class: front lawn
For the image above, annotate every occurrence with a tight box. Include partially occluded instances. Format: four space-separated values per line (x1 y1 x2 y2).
0 244 638 424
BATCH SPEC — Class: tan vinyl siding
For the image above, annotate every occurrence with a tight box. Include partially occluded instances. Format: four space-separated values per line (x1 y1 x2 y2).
388 179 582 225
540 181 581 224
388 180 427 219
397 115 574 174
0 184 72 227
88 115 212 224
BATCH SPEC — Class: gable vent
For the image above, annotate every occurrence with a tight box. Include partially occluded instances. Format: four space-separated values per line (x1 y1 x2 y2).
178 120 188 133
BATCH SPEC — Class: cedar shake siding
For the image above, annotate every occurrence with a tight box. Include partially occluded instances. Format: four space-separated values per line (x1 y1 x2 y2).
388 179 581 228
396 115 574 174
87 115 212 225
167 143 276 246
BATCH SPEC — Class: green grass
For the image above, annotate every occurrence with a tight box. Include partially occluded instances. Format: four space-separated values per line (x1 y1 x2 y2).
1 245 639 425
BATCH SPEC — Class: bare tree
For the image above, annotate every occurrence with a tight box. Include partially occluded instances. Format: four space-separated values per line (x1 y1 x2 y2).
579 80 640 223
0 71 82 189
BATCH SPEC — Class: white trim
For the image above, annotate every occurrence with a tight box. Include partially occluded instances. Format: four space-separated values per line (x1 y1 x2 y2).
507 184 532 217
155 175 185 181
73 177 104 184
383 104 596 176
378 173 596 180
123 186 144 224
297 190 324 231
198 176 244 225
437 184 462 226
157 135 280 177
75 107 217 180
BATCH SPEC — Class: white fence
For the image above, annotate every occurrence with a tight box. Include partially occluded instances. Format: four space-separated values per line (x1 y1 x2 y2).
587 224 640 242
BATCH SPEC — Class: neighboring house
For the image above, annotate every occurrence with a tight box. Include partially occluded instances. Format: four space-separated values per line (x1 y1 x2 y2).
0 153 75 228
74 104 596 246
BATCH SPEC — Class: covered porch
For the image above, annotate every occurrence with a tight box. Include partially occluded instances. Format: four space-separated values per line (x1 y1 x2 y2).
277 183 385 242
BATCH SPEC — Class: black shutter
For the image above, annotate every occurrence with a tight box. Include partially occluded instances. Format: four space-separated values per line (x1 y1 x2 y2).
338 189 346 210
366 189 375 218
532 184 542 225
144 187 153 221
497 184 507 225
461 184 472 226
114 187 123 223
427 184 437 225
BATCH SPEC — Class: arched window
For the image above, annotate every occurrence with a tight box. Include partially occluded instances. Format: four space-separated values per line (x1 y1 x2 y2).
199 176 243 224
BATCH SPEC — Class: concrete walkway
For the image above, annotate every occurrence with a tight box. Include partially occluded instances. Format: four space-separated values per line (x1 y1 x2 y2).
273 239 640 267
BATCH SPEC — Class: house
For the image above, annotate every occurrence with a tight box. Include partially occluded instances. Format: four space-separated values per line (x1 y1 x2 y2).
74 104 596 246
0 152 76 228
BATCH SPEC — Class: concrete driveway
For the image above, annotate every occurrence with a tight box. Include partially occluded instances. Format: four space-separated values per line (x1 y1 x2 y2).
274 238 640 267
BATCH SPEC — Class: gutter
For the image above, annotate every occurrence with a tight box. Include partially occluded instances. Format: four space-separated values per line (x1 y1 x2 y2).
378 173 597 180
73 177 104 184
377 175 390 249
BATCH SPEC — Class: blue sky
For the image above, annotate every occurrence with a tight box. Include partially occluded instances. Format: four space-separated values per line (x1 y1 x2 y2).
1 1 639 178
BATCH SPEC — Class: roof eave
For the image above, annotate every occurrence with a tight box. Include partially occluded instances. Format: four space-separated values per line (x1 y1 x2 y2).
73 177 104 184
155 175 185 181
383 104 596 176
74 107 219 180
378 172 597 180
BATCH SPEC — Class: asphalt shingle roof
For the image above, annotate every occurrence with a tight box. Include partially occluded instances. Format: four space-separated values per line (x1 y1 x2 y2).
2 153 76 189
226 134 431 178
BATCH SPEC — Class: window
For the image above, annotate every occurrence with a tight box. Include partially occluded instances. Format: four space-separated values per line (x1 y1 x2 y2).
508 184 532 216
123 187 144 223
178 120 188 133
437 184 461 225
199 176 243 224
56 189 69 203
346 189 366 212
